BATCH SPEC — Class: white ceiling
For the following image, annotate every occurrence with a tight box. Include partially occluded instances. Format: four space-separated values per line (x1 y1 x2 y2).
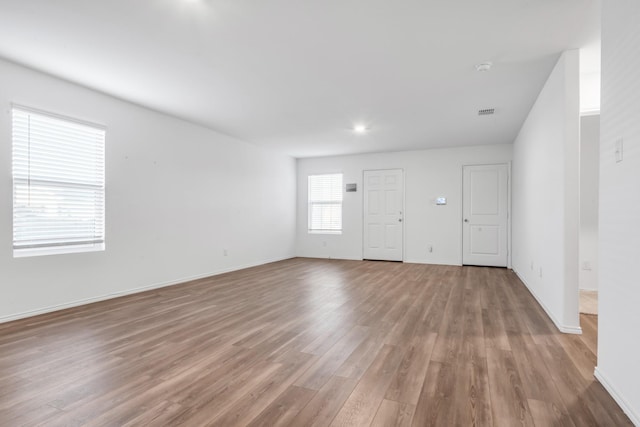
0 0 600 158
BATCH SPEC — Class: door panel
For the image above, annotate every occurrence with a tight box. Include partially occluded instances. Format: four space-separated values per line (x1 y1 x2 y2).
463 164 508 267
368 224 382 248
364 169 403 261
385 224 399 248
385 190 398 214
471 170 500 214
368 191 380 214
470 225 500 254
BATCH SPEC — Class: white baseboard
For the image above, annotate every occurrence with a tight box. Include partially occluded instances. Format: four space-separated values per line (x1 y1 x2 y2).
403 258 462 266
594 367 640 426
0 256 294 324
512 267 582 334
296 255 464 266
296 255 363 261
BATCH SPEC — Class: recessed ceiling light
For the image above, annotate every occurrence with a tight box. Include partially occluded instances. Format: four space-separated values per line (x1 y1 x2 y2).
475 61 493 72
353 124 368 134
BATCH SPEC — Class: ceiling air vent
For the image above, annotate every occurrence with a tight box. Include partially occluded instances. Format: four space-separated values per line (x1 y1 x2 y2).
478 108 495 116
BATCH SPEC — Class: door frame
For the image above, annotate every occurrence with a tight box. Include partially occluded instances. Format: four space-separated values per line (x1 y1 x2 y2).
460 162 512 268
362 168 406 262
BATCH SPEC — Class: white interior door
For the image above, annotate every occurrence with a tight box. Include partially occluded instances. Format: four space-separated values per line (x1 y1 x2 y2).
363 169 404 261
462 164 508 267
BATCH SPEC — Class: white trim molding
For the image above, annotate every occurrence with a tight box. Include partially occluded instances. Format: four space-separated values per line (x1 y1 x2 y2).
594 367 640 426
513 267 583 334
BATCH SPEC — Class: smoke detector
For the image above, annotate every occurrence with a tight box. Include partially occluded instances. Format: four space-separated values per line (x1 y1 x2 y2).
475 62 493 72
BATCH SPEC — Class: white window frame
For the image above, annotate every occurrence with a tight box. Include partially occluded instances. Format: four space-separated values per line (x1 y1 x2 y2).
12 106 106 258
308 173 343 234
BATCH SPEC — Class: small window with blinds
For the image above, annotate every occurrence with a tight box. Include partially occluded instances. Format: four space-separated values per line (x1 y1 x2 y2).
12 107 106 257
308 173 343 234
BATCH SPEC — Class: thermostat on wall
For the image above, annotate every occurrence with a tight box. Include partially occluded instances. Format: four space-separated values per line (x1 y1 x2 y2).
346 183 357 192
436 197 447 205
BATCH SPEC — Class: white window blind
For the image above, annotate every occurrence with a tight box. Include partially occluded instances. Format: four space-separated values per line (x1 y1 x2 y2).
308 173 343 233
12 108 106 257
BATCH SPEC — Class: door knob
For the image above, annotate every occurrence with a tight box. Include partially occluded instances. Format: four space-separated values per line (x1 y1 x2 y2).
464 219 469 222
398 218 403 222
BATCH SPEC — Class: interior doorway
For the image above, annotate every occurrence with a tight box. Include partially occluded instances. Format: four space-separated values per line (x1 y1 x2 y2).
579 114 600 316
462 164 509 267
363 169 404 261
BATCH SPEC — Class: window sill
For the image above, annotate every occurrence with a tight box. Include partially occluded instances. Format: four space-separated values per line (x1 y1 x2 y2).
13 243 105 258
308 230 342 235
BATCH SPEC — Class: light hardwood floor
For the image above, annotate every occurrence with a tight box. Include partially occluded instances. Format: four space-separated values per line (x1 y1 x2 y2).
0 258 631 426
580 290 599 315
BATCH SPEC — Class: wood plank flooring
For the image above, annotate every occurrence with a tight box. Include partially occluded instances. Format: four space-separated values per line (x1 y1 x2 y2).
0 258 631 426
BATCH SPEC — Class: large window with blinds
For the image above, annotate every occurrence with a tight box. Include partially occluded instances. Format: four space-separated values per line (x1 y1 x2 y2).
308 173 343 234
12 107 106 257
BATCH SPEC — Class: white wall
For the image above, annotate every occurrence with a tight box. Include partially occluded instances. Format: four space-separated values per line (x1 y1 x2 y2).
579 114 600 291
596 1 640 424
0 58 296 322
512 50 581 333
296 144 512 265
